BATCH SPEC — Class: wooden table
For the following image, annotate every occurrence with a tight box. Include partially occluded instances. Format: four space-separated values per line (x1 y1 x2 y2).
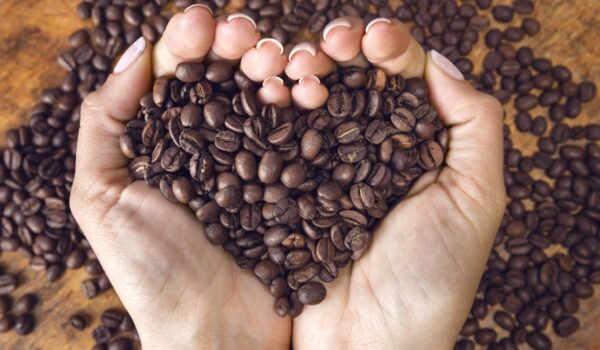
0 0 599 349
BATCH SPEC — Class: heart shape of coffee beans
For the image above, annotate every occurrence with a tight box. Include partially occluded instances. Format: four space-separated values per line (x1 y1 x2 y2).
119 60 447 316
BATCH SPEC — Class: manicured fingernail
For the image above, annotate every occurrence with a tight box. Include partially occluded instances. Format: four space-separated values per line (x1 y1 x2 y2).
289 42 317 61
113 37 146 74
227 13 257 31
322 18 352 42
298 75 320 86
262 76 285 88
256 38 284 55
365 18 392 34
430 50 464 81
184 4 213 15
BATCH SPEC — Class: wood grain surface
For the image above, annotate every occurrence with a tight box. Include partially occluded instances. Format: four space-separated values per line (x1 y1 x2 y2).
0 0 599 349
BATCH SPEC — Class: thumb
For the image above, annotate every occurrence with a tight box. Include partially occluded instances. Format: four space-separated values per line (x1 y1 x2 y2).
424 50 505 215
74 37 151 203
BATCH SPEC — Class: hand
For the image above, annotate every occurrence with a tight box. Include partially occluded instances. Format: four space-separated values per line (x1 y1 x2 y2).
71 7 505 350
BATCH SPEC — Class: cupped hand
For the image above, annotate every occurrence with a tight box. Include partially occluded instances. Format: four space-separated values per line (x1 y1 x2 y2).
71 7 505 350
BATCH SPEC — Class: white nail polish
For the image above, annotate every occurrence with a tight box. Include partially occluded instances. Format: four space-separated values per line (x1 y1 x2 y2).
227 13 257 31
288 42 318 61
322 18 352 42
184 4 213 16
113 37 146 74
298 75 320 86
365 18 392 34
430 50 464 81
256 38 284 55
262 76 285 88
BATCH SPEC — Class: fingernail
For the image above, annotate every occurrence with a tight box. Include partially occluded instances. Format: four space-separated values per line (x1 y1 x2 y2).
322 18 352 42
298 75 320 86
430 50 464 81
227 13 257 31
365 18 392 34
289 42 317 61
256 38 284 55
184 4 213 16
113 37 146 74
262 76 285 88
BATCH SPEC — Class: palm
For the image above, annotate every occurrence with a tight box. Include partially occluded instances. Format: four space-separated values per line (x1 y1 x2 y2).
294 166 502 349
83 180 291 347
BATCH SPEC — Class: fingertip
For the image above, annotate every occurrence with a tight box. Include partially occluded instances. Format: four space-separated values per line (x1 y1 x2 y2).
153 7 215 76
240 38 287 82
291 76 329 110
320 17 365 63
211 13 260 60
258 77 291 107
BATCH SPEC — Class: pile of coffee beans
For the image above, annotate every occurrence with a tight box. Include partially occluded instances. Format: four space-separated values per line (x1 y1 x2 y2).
0 0 598 347
120 61 447 315
0 289 38 335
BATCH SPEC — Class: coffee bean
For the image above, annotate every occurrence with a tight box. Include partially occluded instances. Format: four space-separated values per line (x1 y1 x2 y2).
108 338 132 350
475 328 497 345
0 274 17 295
14 294 37 315
175 62 205 83
93 325 113 343
14 313 34 335
297 281 326 305
69 314 86 330
81 279 98 299
258 151 284 184
526 331 551 350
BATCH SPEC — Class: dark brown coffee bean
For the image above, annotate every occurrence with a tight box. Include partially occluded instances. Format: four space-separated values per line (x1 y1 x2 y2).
297 281 326 305
475 328 497 345
0 275 17 295
14 294 37 315
108 338 132 350
241 88 259 117
553 316 579 337
284 249 311 270
81 279 98 300
335 121 361 144
206 61 233 83
258 151 284 184
14 313 34 335
69 314 86 330
526 331 551 350
175 62 205 83
254 259 279 284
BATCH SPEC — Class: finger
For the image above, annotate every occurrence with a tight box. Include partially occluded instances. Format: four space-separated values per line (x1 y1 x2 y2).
425 50 506 218
285 42 336 80
74 37 151 195
153 4 215 77
257 76 291 107
209 13 261 61
320 17 367 65
240 38 287 82
361 18 426 78
291 76 329 110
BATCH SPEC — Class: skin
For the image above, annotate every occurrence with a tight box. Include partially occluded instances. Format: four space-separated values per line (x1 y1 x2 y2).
71 7 505 350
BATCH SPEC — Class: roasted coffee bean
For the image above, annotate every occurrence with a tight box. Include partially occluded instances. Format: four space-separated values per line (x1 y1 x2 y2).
14 294 37 315
175 62 205 83
81 279 98 299
108 338 132 350
258 151 284 184
297 281 326 305
69 314 86 330
14 313 34 335
0 274 17 295
526 331 552 350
